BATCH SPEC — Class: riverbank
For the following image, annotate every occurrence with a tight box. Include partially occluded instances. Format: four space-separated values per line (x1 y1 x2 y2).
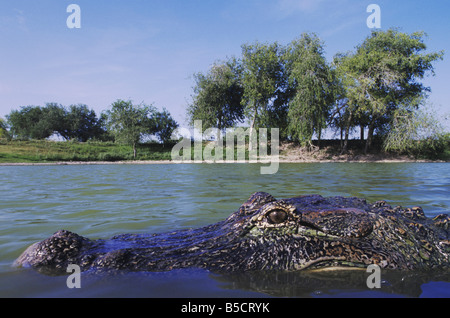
0 139 172 164
0 152 443 166
0 139 448 165
277 142 445 163
0 159 440 166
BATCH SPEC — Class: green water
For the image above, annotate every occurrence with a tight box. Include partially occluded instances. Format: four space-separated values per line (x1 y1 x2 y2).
1 163 449 297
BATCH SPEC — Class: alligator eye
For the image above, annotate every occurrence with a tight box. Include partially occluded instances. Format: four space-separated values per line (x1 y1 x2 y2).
267 210 288 224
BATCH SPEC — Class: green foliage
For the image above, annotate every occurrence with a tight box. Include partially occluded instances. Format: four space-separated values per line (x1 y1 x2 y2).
60 104 106 142
4 98 179 160
104 100 157 158
188 58 244 134
153 108 179 145
284 33 338 146
384 105 447 159
0 117 9 140
333 28 444 153
7 105 56 140
6 103 105 141
184 29 445 158
241 41 284 130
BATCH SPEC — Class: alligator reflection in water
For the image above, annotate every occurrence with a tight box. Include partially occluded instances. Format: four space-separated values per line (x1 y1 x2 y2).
212 269 450 297
68 268 450 297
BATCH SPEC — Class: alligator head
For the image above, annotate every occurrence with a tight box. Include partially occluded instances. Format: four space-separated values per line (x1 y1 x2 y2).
14 192 450 274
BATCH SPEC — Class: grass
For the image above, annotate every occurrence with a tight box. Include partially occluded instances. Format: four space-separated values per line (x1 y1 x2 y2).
0 140 173 163
0 139 279 163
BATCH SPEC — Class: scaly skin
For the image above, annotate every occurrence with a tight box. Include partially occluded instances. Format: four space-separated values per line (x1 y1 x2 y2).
14 192 450 274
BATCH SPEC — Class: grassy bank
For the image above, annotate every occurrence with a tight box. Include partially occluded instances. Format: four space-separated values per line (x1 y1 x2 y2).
0 139 264 163
0 140 173 163
0 138 448 164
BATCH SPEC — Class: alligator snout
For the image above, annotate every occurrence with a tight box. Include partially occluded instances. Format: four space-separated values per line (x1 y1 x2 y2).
301 208 374 238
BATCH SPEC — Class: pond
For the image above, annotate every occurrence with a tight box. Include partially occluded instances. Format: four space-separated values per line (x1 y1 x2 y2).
0 162 449 298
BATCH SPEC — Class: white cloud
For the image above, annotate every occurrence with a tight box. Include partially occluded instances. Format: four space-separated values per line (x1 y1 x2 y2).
0 8 28 33
321 16 363 38
14 9 26 27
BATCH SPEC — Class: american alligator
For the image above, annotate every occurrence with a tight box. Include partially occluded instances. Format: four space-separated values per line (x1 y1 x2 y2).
14 192 450 274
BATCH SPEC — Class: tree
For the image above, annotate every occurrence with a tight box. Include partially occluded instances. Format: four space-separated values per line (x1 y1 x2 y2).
241 41 284 147
0 117 9 139
7 105 56 140
334 28 444 153
154 108 179 146
7 103 105 142
284 33 337 147
384 104 446 157
105 100 156 158
187 58 244 138
44 103 67 138
59 104 105 142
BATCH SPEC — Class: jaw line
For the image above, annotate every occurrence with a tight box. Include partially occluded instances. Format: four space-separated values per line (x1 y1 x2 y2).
307 266 368 272
295 257 367 271
290 232 369 271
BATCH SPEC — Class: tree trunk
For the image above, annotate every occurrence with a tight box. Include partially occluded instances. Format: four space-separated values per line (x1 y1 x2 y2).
340 111 353 155
249 107 257 152
317 129 321 149
360 125 364 141
133 142 137 159
217 114 223 142
364 122 375 154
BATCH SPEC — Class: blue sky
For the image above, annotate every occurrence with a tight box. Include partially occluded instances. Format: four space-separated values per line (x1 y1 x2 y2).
1 0 449 129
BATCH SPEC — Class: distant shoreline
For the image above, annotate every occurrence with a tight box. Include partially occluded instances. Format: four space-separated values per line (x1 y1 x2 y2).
1 139 448 166
0 157 444 166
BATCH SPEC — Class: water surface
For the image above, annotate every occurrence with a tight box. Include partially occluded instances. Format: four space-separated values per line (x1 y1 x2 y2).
1 163 449 297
